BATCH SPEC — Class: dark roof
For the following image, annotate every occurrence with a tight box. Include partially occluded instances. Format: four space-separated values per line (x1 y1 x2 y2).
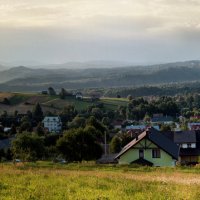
160 131 174 141
195 130 200 142
174 131 196 143
115 127 179 160
151 116 173 123
0 137 14 149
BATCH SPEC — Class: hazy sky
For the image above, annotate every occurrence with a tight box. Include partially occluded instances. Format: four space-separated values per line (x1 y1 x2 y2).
0 0 200 65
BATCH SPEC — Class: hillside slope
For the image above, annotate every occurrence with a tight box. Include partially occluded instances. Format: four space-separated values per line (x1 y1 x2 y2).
1 60 200 91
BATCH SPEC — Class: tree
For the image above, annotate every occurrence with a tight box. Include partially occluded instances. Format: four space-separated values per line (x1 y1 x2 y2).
160 124 172 131
1 111 7 118
86 116 106 139
48 87 56 96
68 116 86 129
102 117 110 127
19 117 32 133
32 103 43 122
60 105 77 122
56 128 103 162
2 98 10 105
110 136 121 153
10 124 17 135
127 94 133 101
91 107 103 120
11 132 45 162
59 88 67 99
36 122 45 136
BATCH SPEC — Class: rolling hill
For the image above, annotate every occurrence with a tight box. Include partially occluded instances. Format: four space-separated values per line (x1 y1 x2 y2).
1 60 200 91
0 92 128 115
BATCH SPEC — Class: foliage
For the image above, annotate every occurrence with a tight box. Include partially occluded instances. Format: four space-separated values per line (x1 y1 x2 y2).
86 116 106 139
56 128 103 162
35 122 45 136
48 87 56 96
110 136 121 153
68 116 86 129
32 103 43 122
19 117 32 133
11 132 45 162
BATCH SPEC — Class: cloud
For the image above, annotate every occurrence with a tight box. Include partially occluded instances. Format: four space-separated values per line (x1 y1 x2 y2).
0 0 200 63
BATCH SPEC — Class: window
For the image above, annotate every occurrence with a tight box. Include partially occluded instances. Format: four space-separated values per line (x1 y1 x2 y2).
187 143 191 148
139 149 144 158
152 149 161 158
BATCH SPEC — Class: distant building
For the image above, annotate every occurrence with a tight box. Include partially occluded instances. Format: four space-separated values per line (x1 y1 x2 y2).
151 114 173 125
41 91 48 95
75 92 83 100
90 92 101 101
188 123 200 130
112 120 123 129
125 125 160 131
43 116 62 133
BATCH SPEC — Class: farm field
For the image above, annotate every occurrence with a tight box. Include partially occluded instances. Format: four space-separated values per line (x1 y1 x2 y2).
0 92 128 114
0 162 200 200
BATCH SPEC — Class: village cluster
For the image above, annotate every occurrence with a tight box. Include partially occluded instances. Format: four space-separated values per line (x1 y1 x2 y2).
0 90 200 167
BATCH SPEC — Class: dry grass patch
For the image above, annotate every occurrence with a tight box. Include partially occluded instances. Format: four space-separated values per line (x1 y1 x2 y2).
0 164 200 199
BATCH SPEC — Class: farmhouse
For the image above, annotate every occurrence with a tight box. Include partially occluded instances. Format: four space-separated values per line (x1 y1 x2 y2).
75 92 83 100
174 131 200 164
115 128 179 167
43 116 62 133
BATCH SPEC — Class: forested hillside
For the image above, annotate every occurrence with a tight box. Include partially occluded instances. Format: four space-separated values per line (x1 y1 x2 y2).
1 60 200 91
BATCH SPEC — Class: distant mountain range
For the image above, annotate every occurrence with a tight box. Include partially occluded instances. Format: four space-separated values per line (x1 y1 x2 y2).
1 60 200 92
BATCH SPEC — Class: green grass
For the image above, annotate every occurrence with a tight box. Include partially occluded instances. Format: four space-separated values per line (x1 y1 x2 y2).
9 94 32 105
0 91 129 112
0 162 200 199
100 98 128 110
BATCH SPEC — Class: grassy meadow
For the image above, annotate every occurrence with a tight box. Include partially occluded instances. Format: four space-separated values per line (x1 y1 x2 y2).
0 92 128 114
0 162 200 200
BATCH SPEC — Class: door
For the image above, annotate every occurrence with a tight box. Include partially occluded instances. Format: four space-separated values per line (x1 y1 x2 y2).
139 149 144 159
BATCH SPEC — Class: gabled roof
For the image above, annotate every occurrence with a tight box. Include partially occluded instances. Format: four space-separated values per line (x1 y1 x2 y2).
43 116 61 122
115 127 179 160
174 131 196 143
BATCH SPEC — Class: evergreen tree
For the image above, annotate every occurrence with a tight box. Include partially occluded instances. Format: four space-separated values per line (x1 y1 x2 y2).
48 87 56 96
32 103 43 122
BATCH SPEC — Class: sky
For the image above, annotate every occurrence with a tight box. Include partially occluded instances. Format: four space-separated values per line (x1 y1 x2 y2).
0 0 200 65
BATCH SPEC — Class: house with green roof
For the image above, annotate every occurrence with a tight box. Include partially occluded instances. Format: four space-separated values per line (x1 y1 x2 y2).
115 128 179 167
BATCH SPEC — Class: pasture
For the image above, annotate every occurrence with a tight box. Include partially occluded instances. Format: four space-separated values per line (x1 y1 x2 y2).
0 162 200 200
0 92 128 114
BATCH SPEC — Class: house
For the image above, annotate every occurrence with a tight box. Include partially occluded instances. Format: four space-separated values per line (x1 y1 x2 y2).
0 137 15 150
112 120 123 130
188 123 200 130
115 127 179 167
174 131 200 164
151 114 173 125
75 92 83 100
90 92 101 101
125 125 146 131
41 91 48 95
125 125 160 131
43 116 62 133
